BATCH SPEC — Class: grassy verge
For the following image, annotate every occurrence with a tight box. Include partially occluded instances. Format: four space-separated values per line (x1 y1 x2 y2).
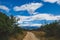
32 31 46 40
9 31 27 40
31 31 60 40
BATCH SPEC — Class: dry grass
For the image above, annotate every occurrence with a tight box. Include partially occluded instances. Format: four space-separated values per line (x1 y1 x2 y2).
32 31 46 37
31 31 60 40
9 31 27 40
31 31 46 40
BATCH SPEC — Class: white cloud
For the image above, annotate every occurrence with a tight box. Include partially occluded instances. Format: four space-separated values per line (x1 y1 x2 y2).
16 13 60 23
32 13 59 20
13 3 43 14
0 5 10 12
30 24 42 27
16 13 60 26
43 0 60 5
19 23 42 27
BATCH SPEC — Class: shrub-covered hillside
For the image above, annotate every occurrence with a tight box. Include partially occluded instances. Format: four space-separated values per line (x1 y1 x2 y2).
0 12 24 40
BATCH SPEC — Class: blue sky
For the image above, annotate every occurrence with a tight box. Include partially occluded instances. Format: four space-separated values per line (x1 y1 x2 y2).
0 0 60 27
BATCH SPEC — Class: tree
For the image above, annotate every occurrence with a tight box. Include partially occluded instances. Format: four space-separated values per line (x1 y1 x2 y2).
40 20 60 37
0 12 23 40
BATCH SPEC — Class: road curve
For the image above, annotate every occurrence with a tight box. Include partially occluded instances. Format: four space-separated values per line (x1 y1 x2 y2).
23 32 39 40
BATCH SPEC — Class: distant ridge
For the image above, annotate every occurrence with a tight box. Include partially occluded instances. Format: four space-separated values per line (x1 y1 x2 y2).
21 26 40 30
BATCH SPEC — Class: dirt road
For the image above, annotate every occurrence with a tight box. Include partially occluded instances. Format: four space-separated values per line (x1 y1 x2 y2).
23 32 39 40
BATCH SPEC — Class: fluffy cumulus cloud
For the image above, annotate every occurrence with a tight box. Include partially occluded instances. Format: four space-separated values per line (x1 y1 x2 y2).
32 13 60 20
43 0 60 5
16 13 60 26
19 23 42 27
13 2 60 27
0 5 10 12
13 3 43 14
